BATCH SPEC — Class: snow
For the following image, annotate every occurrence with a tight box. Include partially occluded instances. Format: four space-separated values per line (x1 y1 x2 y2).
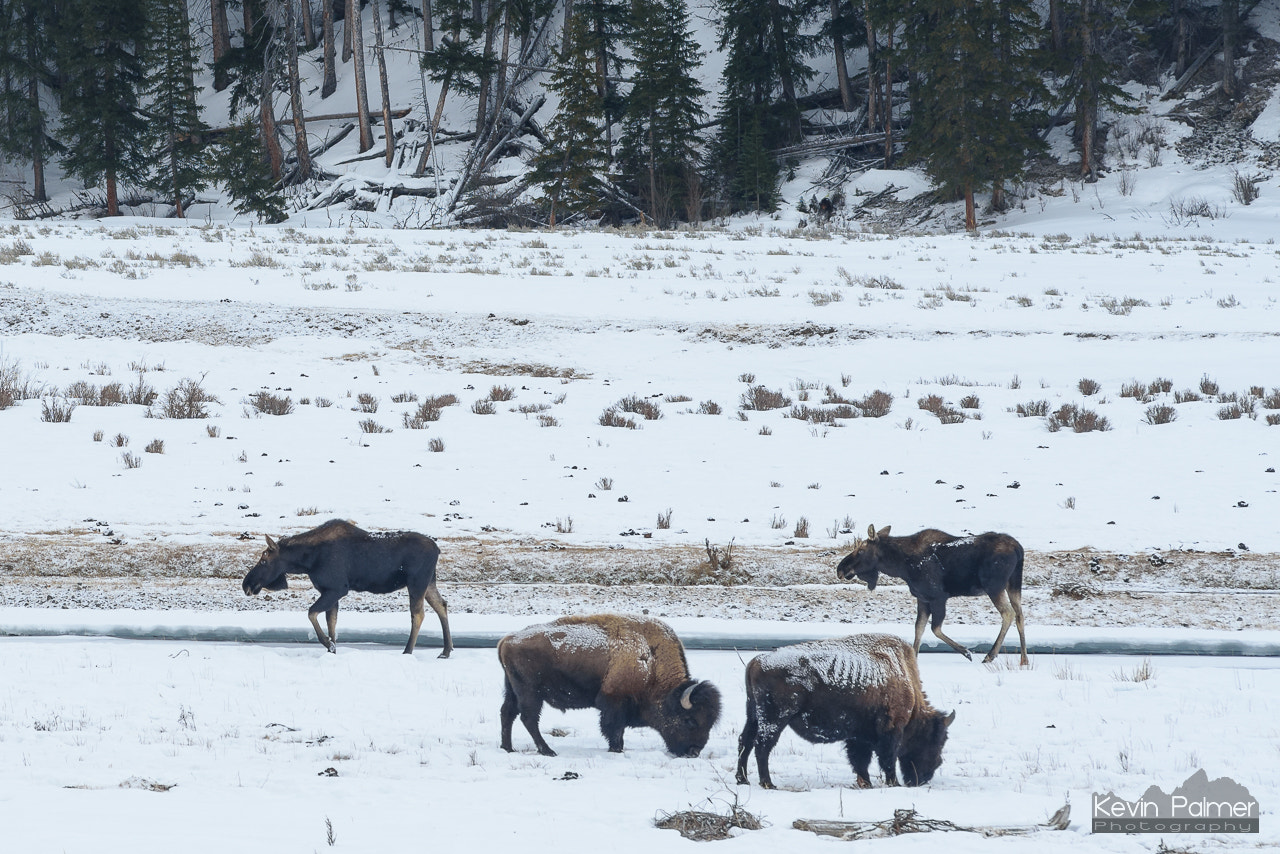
3 6 1280 850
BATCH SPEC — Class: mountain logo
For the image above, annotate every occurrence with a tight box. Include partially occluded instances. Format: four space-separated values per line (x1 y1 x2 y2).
1093 769 1259 833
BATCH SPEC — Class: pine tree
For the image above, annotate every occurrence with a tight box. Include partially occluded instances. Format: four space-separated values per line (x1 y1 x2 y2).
0 0 61 201
1064 0 1137 180
528 13 608 226
215 120 287 222
143 0 209 216
619 0 707 224
903 0 1046 230
710 0 817 212
57 0 150 216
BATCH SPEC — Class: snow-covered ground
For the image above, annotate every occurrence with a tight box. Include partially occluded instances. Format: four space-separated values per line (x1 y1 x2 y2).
0 634 1274 852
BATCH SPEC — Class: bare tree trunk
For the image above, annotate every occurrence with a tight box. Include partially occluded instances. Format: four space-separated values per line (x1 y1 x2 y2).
475 0 496 135
106 174 120 216
343 0 354 61
1048 0 1064 56
287 0 313 179
370 0 395 165
301 0 316 48
882 28 892 167
211 0 233 90
350 0 375 150
1222 0 1237 100
261 49 285 178
421 0 434 50
964 183 976 231
322 0 337 96
562 0 573 53
1079 0 1096 180
831 0 853 112
1175 0 1188 78
863 3 877 130
25 28 46 201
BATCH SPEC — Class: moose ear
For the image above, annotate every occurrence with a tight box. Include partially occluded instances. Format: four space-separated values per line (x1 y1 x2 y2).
265 534 278 551
944 710 956 728
866 524 877 540
877 525 892 538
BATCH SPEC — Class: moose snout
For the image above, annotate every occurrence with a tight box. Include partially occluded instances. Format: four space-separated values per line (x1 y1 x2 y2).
243 578 260 596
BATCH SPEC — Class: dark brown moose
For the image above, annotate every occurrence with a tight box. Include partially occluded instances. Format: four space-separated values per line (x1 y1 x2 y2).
498 614 721 757
736 633 953 789
837 525 1027 665
241 518 452 657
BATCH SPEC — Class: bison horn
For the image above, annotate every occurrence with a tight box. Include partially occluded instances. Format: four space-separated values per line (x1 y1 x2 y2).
680 683 697 710
265 534 278 551
944 710 956 727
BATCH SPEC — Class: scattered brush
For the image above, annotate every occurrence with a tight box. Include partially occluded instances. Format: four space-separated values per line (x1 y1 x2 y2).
854 390 893 418
248 391 292 416
655 804 763 841
144 439 165 454
1047 404 1110 433
1051 580 1102 599
159 378 220 419
41 397 76 423
471 399 496 415
739 385 791 411
1015 400 1049 417
616 394 663 420
599 408 639 429
1077 378 1101 396
1143 404 1177 425
489 384 515 402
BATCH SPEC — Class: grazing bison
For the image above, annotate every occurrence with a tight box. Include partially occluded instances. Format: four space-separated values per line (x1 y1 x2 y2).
736 634 953 789
837 525 1027 665
498 614 721 757
241 518 452 657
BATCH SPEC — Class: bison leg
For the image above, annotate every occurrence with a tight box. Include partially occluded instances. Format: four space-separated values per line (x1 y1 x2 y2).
518 698 557 756
500 678 519 752
926 600 973 661
597 701 627 753
874 731 902 786
307 590 345 652
983 589 1020 664
750 722 785 789
844 739 874 789
735 707 758 785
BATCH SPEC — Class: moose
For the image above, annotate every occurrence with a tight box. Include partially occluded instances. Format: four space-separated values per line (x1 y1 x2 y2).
837 525 1027 665
497 614 721 758
241 518 453 657
736 633 953 789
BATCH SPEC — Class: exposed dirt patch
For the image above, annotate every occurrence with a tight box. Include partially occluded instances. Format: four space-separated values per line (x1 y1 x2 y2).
1 534 1275 631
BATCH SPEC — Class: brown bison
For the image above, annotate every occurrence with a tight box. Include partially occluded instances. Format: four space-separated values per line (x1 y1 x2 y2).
242 518 452 657
736 634 954 789
498 614 721 757
837 525 1028 665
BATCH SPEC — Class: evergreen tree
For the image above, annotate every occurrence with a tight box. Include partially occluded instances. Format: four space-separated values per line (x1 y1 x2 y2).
0 0 61 201
528 13 608 226
619 0 707 225
1062 0 1137 179
710 0 817 212
214 120 287 222
903 0 1046 230
143 0 209 216
57 0 150 216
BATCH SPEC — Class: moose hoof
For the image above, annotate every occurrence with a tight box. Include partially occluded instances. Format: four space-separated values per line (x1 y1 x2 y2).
538 746 558 757
981 653 995 664
759 780 776 790
437 650 452 659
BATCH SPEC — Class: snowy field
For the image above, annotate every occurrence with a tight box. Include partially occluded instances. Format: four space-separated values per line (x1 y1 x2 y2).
0 634 1274 852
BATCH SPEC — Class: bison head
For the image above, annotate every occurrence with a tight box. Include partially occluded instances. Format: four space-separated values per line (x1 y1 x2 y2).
656 680 722 758
836 524 892 589
242 535 289 595
898 708 954 786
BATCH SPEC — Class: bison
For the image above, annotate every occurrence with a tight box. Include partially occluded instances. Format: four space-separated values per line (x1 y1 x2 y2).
241 518 452 657
837 525 1028 665
498 614 721 758
736 634 954 789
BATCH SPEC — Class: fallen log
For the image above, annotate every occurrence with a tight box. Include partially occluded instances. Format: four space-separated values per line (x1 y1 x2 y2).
793 803 1070 841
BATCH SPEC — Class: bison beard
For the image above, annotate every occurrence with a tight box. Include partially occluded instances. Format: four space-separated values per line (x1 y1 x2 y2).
497 614 721 758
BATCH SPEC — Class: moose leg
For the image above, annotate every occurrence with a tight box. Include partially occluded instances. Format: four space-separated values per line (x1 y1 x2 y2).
424 582 452 658
326 606 339 647
307 590 345 652
927 600 974 661
983 589 1018 664
1008 586 1029 666
844 739 874 788
912 601 930 654
405 594 425 655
